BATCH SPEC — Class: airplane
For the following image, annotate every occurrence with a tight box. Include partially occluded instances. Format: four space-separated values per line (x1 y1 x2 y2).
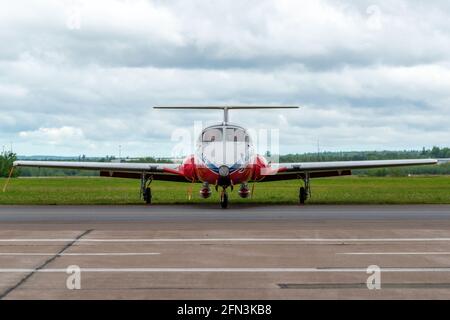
8 106 438 208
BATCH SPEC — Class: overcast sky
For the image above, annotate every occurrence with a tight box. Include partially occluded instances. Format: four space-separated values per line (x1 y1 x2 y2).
1 0 449 157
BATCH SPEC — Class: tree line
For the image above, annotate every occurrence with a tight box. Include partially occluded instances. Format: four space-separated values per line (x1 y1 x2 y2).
278 147 450 176
279 146 450 162
1 147 449 177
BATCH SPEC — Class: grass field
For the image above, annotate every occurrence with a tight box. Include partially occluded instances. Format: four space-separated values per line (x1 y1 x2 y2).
1 176 450 205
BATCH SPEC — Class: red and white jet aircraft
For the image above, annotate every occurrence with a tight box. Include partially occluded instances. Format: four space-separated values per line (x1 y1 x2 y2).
12 106 438 208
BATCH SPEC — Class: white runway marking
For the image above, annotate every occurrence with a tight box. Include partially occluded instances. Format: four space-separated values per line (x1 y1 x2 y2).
0 253 160 256
2 238 450 243
339 252 450 256
1 267 450 273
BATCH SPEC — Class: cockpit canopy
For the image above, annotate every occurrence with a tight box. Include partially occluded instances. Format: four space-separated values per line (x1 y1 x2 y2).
197 124 253 166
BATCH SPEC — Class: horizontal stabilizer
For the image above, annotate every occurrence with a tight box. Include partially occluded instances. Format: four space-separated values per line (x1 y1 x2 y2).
154 106 299 109
154 105 299 123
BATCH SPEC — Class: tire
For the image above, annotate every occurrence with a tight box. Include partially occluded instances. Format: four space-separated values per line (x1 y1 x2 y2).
299 187 307 205
144 187 152 205
220 192 228 209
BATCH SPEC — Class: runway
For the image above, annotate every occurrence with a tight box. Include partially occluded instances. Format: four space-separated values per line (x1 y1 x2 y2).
0 205 450 299
0 205 450 222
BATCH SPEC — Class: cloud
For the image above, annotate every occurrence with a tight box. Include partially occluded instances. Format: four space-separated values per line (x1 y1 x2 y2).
19 126 85 144
0 0 449 156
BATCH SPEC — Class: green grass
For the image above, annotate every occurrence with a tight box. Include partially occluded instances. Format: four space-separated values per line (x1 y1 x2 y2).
1 176 450 205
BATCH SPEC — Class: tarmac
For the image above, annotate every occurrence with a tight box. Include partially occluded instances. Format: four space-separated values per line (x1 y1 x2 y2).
0 204 450 299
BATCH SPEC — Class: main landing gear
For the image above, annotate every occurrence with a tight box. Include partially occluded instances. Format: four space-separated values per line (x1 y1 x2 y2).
141 174 153 205
299 173 311 205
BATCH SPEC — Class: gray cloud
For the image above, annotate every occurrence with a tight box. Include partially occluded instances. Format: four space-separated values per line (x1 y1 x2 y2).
0 0 449 156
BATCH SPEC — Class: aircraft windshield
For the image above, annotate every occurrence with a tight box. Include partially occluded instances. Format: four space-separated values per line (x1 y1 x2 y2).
202 127 249 143
225 128 247 142
199 126 252 164
202 128 223 142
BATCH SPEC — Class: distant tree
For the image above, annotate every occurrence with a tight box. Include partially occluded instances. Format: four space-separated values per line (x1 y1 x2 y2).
0 151 18 177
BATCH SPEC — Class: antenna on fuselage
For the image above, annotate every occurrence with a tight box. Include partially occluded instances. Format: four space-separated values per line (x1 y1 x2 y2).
153 106 300 124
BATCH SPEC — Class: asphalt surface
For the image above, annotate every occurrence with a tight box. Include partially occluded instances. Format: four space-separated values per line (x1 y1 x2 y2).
0 205 449 222
1 205 450 300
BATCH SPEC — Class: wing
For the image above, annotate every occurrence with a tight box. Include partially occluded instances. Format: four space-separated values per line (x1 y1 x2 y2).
259 159 438 182
13 161 189 182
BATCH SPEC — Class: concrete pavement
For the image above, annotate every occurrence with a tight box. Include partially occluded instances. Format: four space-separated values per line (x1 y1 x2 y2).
0 205 450 299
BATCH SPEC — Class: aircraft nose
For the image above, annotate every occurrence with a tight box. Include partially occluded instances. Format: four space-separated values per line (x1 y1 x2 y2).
218 165 230 177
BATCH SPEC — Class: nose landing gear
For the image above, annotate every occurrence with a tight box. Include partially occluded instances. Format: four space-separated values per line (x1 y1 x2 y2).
220 188 229 209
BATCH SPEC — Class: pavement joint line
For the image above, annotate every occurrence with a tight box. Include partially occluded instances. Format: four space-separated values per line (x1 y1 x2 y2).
0 229 93 300
1 267 450 273
0 253 161 256
3 238 450 242
338 252 450 255
278 283 450 289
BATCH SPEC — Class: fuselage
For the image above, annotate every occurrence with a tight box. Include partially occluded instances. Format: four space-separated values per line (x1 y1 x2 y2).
178 123 271 186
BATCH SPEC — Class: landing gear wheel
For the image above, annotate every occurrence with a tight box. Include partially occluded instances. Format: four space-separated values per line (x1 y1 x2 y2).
144 187 152 205
220 192 228 209
299 187 307 205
